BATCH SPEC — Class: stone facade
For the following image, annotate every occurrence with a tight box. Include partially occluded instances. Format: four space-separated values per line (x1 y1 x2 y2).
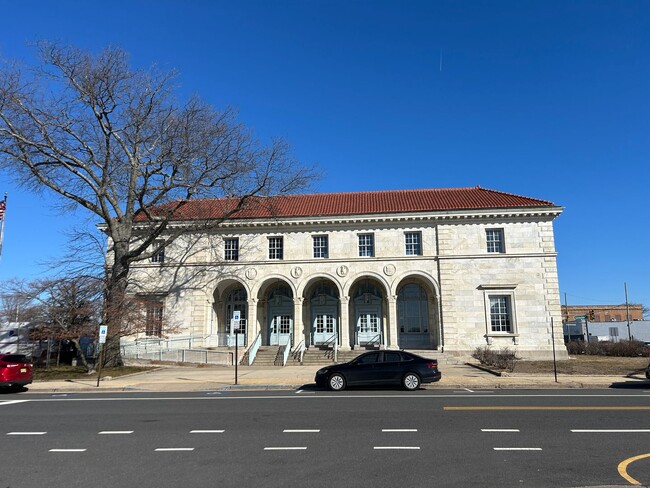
124 187 568 360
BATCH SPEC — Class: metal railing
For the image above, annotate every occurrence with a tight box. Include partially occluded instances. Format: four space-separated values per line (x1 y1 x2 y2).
246 332 262 366
120 346 233 365
292 340 306 364
281 335 292 366
366 333 382 347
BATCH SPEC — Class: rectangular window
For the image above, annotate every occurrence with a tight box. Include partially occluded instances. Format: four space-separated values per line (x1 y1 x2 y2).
313 235 329 258
358 233 374 257
145 301 163 337
405 232 422 255
486 229 505 253
150 241 165 263
268 237 283 260
489 295 513 333
224 238 239 261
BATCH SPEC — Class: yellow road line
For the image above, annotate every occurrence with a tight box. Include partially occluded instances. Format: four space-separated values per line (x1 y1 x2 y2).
444 406 650 411
618 453 650 486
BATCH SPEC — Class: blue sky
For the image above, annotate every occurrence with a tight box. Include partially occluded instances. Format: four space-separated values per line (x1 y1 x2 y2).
0 1 648 310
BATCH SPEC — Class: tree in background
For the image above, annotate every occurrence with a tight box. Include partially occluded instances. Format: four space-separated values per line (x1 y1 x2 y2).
0 42 316 365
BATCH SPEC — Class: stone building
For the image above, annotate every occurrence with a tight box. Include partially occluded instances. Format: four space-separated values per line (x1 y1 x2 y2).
125 186 567 360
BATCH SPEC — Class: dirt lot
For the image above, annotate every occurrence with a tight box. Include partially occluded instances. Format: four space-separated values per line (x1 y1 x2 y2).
511 356 649 376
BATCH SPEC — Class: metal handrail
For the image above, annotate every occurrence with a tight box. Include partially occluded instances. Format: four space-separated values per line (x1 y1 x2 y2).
293 340 306 364
367 333 382 346
281 335 292 366
322 334 338 347
247 332 262 366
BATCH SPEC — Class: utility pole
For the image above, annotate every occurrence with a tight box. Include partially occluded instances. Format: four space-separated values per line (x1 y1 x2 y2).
625 282 631 340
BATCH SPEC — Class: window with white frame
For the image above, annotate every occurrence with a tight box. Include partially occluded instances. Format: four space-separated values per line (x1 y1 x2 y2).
489 295 513 333
224 237 239 261
313 235 329 258
358 233 374 257
486 228 505 253
268 237 283 260
150 241 165 263
405 232 422 256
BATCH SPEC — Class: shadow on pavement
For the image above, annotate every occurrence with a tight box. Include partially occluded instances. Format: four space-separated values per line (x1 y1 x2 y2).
609 380 650 389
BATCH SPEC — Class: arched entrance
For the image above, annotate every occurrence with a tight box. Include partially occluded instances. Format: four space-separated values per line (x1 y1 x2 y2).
309 282 339 346
267 284 293 346
352 280 384 347
397 283 430 348
224 287 247 346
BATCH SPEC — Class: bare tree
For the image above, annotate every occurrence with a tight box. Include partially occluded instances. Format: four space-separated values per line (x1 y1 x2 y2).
0 42 316 364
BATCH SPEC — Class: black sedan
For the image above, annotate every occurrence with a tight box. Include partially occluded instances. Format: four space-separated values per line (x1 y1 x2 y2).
315 350 441 391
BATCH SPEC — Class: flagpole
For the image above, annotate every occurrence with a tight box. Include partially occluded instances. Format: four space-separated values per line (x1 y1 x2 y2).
0 193 6 261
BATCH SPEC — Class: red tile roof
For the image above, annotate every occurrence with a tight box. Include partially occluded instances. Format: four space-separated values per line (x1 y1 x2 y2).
137 186 558 222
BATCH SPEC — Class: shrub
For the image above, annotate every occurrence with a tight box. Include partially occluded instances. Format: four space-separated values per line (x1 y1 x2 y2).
565 340 647 357
472 346 519 372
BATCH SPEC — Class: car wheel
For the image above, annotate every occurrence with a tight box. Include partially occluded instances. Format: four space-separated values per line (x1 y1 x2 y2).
328 373 346 391
402 373 420 391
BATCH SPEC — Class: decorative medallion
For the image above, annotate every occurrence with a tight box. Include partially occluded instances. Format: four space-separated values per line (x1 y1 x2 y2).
336 265 349 277
290 266 303 279
245 268 258 280
383 264 396 276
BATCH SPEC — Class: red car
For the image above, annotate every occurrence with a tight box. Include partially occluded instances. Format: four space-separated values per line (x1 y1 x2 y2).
0 354 33 389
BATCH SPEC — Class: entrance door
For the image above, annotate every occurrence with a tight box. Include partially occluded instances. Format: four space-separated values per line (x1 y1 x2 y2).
357 312 380 345
269 315 292 346
313 313 335 345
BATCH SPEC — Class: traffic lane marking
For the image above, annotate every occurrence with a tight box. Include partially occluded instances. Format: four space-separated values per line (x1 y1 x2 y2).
283 429 320 433
572 429 650 433
0 400 29 406
445 406 650 411
155 448 195 452
49 449 86 452
382 429 417 432
98 431 133 435
374 446 420 450
618 453 650 486
7 431 46 435
264 447 307 450
494 448 542 451
482 429 520 432
190 430 225 433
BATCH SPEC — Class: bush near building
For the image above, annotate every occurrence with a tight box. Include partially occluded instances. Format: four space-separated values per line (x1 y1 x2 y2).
472 347 520 372
566 340 648 357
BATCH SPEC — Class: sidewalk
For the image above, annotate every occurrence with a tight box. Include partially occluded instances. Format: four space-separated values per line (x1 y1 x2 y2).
21 362 649 393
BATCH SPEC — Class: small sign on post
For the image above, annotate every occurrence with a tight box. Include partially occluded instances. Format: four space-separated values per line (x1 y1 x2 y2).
99 325 108 344
96 325 108 387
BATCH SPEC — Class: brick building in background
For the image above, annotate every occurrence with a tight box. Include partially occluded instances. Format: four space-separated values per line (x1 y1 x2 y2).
562 304 644 323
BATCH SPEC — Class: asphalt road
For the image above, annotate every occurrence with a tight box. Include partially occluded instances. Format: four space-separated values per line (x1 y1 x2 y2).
1 388 650 488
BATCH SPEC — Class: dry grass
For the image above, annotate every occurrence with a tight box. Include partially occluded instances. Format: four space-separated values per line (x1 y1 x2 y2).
511 356 649 376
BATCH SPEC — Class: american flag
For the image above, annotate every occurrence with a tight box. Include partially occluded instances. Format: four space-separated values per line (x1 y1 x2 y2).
0 200 5 222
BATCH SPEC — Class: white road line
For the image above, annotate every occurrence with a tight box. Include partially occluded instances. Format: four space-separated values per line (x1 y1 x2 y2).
190 430 225 434
374 446 420 450
494 448 542 451
283 429 320 433
571 429 650 433
482 429 520 432
7 432 46 435
382 429 418 432
295 390 303 394
264 447 307 450
0 400 29 406
49 449 86 452
155 448 195 451
98 431 133 435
